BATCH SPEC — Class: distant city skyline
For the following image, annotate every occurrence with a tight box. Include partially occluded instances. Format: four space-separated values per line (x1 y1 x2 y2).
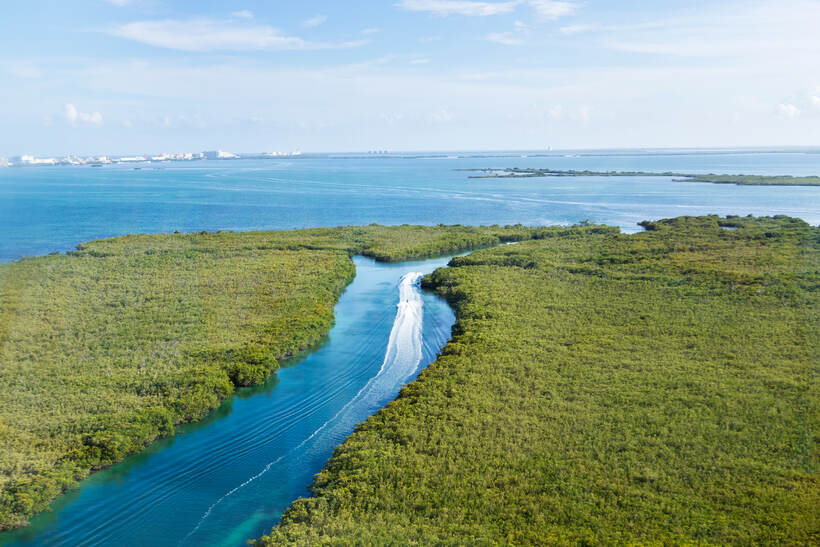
2 1 820 156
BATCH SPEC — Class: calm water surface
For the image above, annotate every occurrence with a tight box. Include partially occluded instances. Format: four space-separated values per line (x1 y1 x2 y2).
0 256 455 546
1 150 819 262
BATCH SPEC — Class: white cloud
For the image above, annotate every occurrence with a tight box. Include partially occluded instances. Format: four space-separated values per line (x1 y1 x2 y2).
528 0 579 20
560 23 597 34
109 18 366 52
64 104 103 126
302 15 327 28
604 2 820 59
380 112 405 125
411 58 430 64
397 0 580 19
812 95 820 109
361 27 381 34
230 10 254 19
419 35 441 43
777 103 800 119
430 106 455 123
486 32 523 45
105 0 131 6
397 0 519 16
25 54 817 152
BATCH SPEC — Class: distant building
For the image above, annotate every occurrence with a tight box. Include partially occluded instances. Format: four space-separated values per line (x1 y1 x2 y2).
20 155 58 165
203 150 239 159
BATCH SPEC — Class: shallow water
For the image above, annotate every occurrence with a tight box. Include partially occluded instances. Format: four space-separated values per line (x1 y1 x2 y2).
0 256 455 546
1 150 819 262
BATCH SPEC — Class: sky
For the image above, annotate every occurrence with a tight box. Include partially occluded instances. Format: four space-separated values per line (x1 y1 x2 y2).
2 0 819 155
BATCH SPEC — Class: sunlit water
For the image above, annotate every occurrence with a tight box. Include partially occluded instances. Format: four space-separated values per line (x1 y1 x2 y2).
1 149 819 263
0 257 454 546
1 149 819 545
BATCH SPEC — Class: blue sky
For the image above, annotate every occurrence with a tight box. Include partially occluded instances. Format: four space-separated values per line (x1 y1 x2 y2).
2 0 819 155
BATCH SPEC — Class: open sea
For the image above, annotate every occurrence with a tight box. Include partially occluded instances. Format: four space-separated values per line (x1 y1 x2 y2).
1 149 819 263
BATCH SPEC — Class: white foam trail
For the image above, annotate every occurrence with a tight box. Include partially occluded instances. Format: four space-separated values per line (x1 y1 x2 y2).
180 272 425 545
358 272 425 399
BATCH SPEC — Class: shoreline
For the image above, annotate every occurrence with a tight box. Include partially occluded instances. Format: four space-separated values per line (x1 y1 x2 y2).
0 225 542 532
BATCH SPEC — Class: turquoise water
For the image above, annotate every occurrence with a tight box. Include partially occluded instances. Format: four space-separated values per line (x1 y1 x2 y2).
1 150 819 262
1 149 819 545
0 256 455 546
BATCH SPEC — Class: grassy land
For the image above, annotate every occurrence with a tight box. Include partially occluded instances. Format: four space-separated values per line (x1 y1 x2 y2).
0 224 541 531
258 215 819 545
465 167 820 186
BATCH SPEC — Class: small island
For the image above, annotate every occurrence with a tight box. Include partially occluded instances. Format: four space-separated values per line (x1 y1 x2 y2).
463 167 820 186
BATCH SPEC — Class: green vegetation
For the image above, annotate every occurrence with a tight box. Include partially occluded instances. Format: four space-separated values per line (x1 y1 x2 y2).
465 167 820 186
259 215 819 545
0 224 541 531
683 174 820 186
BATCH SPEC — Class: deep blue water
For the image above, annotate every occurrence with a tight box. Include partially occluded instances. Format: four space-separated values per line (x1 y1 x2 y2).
0 256 455 546
1 150 819 263
1 149 819 545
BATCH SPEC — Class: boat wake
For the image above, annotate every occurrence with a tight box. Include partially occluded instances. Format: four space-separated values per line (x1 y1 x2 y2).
181 272 425 545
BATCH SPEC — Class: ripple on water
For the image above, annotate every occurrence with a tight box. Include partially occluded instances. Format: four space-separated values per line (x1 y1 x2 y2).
0 255 455 547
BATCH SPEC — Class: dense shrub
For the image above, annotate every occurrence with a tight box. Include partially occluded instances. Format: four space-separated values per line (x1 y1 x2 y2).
0 224 540 530
258 216 819 545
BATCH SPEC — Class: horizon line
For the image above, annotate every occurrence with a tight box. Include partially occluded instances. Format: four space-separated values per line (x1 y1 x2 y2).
4 144 820 162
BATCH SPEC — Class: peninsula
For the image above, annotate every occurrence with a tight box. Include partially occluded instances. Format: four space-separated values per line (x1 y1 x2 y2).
258 215 818 545
464 167 820 186
0 224 542 531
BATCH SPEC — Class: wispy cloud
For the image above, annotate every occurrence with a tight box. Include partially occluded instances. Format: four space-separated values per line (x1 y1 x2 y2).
397 0 519 16
361 27 382 34
105 0 132 6
109 18 366 52
410 58 430 64
230 10 254 19
528 0 578 20
559 23 597 34
430 106 455 123
65 104 103 126
602 2 820 59
398 0 579 18
302 15 327 28
777 103 800 119
486 31 522 45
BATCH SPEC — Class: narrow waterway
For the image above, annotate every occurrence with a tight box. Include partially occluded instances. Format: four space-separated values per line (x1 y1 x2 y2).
0 255 456 546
